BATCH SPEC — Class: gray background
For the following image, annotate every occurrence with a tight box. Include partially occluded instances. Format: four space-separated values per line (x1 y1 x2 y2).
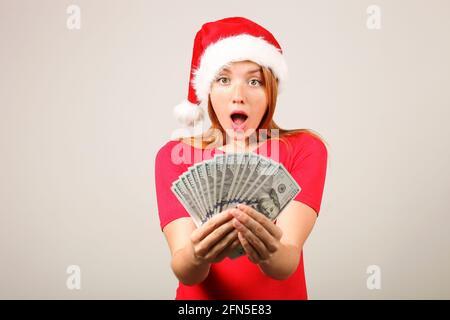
1 0 449 299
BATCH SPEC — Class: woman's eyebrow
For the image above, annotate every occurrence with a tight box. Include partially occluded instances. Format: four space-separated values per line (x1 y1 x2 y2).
246 68 262 74
220 68 262 74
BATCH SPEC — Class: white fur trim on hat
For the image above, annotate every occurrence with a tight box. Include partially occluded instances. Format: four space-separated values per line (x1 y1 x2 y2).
173 99 204 126
192 34 288 103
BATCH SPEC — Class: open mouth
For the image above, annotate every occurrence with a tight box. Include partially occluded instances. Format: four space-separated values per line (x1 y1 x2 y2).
230 110 248 127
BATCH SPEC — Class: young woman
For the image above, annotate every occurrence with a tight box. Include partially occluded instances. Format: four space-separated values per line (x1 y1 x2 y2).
155 17 328 299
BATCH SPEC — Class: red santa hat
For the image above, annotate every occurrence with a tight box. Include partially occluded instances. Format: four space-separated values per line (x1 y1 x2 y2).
173 17 288 129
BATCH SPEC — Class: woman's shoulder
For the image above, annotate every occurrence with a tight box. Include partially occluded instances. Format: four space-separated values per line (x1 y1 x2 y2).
155 139 184 163
282 131 328 155
155 139 204 167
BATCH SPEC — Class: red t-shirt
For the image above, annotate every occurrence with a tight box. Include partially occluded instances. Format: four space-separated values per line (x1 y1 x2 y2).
154 132 328 299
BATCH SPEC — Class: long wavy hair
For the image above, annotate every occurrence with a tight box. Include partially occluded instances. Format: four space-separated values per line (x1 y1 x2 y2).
178 62 328 151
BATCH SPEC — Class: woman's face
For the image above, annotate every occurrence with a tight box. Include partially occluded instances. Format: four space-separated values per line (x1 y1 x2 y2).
210 60 267 142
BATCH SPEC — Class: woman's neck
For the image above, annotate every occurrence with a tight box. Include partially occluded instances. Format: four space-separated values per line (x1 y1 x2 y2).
217 138 261 153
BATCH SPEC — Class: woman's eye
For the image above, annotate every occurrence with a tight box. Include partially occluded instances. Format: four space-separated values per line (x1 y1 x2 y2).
249 79 262 86
217 77 230 84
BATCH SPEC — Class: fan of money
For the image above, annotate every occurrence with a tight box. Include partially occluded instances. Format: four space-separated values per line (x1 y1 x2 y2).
171 152 301 233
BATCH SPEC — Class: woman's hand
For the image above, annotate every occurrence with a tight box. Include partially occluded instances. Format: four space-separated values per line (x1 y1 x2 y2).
231 204 283 264
189 208 241 264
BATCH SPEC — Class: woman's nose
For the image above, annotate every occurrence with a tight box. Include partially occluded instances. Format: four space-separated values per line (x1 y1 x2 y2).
232 83 244 104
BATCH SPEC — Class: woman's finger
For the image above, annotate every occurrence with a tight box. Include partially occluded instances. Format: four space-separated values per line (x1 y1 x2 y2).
238 232 261 264
211 237 241 263
234 219 270 260
231 209 278 253
191 209 233 244
205 229 238 261
196 220 235 257
237 204 283 240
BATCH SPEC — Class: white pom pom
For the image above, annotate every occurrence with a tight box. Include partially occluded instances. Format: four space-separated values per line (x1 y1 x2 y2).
173 100 204 126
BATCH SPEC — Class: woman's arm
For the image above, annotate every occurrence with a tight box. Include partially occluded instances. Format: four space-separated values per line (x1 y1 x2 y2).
259 201 317 279
231 201 317 280
163 218 210 286
163 210 240 286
